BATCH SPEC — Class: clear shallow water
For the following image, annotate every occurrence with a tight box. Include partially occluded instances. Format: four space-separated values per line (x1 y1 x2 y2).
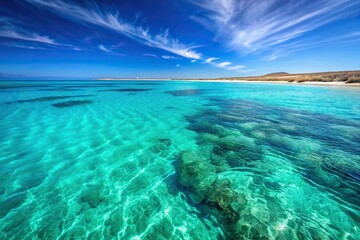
0 80 359 239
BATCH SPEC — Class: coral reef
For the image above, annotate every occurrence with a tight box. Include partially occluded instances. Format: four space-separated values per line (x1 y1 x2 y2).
52 100 93 108
99 88 153 92
164 89 204 96
175 97 360 238
6 95 94 104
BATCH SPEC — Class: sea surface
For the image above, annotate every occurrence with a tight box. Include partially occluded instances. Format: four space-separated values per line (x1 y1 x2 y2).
0 80 360 240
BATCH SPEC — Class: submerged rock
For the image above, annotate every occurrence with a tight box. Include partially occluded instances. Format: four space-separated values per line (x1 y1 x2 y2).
178 151 216 188
164 89 203 96
217 135 244 151
80 185 103 208
6 95 94 104
149 138 172 157
149 144 168 157
204 179 241 224
212 135 263 165
210 154 231 171
176 151 243 224
6 96 71 104
177 96 360 238
197 133 220 145
188 122 232 137
159 138 172 146
216 113 244 123
99 88 153 92
221 151 247 168
52 100 93 108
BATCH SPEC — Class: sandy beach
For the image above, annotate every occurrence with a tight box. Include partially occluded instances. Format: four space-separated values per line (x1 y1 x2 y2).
179 79 360 87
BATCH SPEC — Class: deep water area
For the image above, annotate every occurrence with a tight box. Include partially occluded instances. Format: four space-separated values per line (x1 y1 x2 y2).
0 80 359 239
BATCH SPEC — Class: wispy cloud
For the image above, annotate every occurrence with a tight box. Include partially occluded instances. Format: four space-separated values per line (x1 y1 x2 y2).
25 0 202 59
98 45 111 53
0 29 57 45
72 47 83 51
0 17 82 51
205 57 219 63
98 44 124 56
228 65 246 70
1 43 47 50
217 61 231 67
162 55 178 60
204 57 246 72
0 19 58 45
262 31 360 61
143 53 158 58
191 0 360 57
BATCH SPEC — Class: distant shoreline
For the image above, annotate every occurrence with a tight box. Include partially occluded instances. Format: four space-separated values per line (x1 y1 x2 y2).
97 78 360 87
179 79 360 87
98 70 360 87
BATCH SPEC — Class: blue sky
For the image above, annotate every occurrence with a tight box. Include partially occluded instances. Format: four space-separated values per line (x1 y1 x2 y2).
0 0 360 79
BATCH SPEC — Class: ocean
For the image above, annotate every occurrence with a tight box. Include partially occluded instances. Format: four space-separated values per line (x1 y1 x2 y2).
1 80 359 239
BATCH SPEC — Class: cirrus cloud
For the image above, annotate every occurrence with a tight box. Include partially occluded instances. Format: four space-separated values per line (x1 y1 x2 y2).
25 0 202 59
191 0 360 58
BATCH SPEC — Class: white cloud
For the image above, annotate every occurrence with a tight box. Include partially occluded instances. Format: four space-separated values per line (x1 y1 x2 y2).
191 59 197 63
0 17 82 51
205 57 219 63
25 0 202 59
98 45 111 53
228 65 246 70
217 61 231 67
0 22 57 45
191 0 236 25
191 0 360 58
204 57 246 72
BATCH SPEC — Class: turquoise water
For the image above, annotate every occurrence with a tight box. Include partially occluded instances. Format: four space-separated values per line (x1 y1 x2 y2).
0 80 360 239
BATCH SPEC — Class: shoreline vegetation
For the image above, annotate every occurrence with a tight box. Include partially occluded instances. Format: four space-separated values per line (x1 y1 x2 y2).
98 70 360 86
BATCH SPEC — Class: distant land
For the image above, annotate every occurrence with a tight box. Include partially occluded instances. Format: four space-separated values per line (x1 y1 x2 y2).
98 70 360 84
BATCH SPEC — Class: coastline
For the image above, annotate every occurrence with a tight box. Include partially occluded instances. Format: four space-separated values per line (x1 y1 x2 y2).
97 78 360 87
178 79 360 87
98 70 360 87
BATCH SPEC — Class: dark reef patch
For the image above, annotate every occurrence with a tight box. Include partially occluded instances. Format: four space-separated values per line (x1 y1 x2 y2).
52 100 93 108
164 89 204 96
165 106 179 110
37 88 84 92
0 84 53 90
6 95 94 104
0 192 27 218
173 150 275 239
60 85 118 88
99 88 153 92
172 96 360 238
80 185 104 208
159 138 172 146
6 96 71 104
149 139 172 157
